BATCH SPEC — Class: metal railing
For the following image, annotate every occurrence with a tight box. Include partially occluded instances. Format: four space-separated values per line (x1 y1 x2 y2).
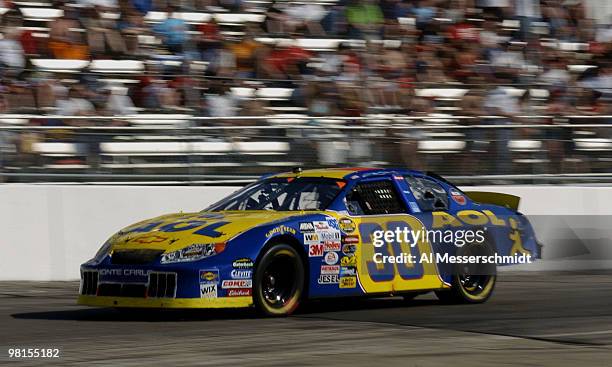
1 114 612 185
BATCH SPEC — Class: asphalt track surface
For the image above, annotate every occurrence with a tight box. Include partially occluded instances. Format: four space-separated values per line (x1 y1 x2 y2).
1 272 612 366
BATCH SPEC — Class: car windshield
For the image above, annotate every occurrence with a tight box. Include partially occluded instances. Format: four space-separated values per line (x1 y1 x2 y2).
206 177 345 211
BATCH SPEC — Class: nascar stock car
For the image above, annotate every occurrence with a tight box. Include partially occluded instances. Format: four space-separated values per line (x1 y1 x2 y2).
79 168 540 316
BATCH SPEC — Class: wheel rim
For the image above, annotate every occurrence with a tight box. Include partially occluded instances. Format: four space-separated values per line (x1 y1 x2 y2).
458 273 491 295
457 245 495 297
261 254 298 309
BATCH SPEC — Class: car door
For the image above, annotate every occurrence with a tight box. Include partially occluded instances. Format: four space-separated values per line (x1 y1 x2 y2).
345 178 445 294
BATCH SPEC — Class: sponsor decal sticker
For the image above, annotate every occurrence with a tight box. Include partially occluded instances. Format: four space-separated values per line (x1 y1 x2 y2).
309 243 324 257
326 218 340 230
450 189 466 205
323 241 341 252
200 269 219 283
304 232 320 244
230 269 252 279
313 221 330 231
338 218 356 233
299 222 315 232
324 251 339 265
320 265 340 274
342 235 359 244
319 231 341 242
200 282 217 298
232 258 254 269
340 266 357 277
342 244 357 255
266 225 296 238
222 279 252 289
199 269 219 299
227 288 252 297
341 255 357 267
339 276 357 288
318 274 339 284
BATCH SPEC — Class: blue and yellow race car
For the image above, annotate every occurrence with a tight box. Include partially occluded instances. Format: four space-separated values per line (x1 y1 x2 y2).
79 168 540 316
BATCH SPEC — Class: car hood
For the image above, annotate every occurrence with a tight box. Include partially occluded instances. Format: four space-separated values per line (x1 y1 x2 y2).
108 210 307 253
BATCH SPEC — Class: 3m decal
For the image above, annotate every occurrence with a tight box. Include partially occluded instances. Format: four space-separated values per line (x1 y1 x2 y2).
309 244 324 257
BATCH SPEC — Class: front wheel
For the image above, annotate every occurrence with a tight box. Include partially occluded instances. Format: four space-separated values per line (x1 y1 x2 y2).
435 241 497 304
253 244 305 316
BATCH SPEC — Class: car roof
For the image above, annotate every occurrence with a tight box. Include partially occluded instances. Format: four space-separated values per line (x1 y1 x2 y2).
269 167 425 182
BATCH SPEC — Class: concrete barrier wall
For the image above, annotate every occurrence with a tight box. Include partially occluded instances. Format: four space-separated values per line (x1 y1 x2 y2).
1 184 611 280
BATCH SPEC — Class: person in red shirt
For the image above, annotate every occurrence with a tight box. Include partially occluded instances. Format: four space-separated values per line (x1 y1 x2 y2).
264 40 313 80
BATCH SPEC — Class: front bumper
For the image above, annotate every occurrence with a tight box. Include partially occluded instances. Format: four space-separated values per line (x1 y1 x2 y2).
78 262 254 309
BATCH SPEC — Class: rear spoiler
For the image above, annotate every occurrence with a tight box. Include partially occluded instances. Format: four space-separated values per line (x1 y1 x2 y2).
464 191 520 211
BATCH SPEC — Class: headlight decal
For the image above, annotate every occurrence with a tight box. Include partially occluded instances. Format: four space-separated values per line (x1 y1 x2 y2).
160 242 226 264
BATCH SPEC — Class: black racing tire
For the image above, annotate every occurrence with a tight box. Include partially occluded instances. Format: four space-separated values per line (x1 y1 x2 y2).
435 240 497 304
253 244 305 316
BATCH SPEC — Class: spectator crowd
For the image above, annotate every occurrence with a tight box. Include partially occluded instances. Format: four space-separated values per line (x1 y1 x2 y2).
0 0 610 178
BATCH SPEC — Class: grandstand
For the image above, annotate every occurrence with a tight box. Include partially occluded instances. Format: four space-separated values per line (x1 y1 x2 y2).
0 0 610 183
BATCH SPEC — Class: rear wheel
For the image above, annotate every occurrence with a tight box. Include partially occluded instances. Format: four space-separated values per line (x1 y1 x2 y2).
435 241 497 304
253 244 305 316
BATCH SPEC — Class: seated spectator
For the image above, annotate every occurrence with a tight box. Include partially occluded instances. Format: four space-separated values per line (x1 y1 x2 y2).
205 82 240 119
84 6 127 57
103 86 136 115
197 19 223 61
0 29 25 75
153 5 188 54
284 3 327 36
412 0 437 31
118 9 149 56
56 85 96 117
346 0 384 39
263 40 312 80
227 30 263 79
48 7 89 60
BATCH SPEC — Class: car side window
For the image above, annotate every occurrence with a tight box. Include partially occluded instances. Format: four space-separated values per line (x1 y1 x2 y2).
404 176 449 211
345 180 406 215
